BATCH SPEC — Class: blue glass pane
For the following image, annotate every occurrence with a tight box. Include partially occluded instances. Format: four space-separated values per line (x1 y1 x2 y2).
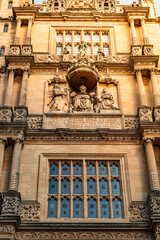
111 179 120 194
113 198 122 218
73 179 82 194
99 164 107 175
61 198 70 218
73 198 82 218
73 164 82 175
100 198 109 218
49 163 58 175
4 25 8 33
87 164 95 175
88 198 97 218
99 179 108 194
48 198 57 218
87 179 96 194
62 164 70 175
49 179 58 194
61 179 70 194
110 164 119 176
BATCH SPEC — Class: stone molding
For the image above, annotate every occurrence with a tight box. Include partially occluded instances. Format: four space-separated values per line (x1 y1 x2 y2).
14 231 152 239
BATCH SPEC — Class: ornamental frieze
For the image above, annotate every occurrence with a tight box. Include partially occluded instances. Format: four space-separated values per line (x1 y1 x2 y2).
15 231 152 240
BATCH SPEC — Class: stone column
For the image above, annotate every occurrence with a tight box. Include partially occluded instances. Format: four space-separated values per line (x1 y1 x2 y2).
144 137 160 192
19 69 29 106
8 138 23 192
4 69 15 106
0 138 6 188
141 18 149 45
14 17 21 45
150 69 160 107
136 70 147 106
130 18 137 45
26 17 33 45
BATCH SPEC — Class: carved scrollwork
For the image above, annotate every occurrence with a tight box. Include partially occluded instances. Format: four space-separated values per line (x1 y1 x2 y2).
21 45 32 56
129 203 149 222
27 116 43 130
9 45 21 56
148 194 160 215
154 107 160 122
20 204 40 222
124 117 138 130
1 196 21 215
0 107 12 123
13 107 28 122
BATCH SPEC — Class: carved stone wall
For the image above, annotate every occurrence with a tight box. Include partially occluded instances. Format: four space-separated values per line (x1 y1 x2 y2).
129 203 149 222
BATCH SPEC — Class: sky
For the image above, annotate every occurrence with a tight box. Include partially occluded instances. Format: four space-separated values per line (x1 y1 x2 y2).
34 0 160 16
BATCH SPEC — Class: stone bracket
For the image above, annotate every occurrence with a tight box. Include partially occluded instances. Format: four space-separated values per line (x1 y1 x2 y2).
0 106 13 123
13 106 28 123
138 106 153 123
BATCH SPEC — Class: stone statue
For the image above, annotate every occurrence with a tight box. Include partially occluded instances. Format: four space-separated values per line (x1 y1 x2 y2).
48 84 68 112
98 88 119 111
63 47 70 61
70 85 94 112
97 48 105 61
78 41 87 57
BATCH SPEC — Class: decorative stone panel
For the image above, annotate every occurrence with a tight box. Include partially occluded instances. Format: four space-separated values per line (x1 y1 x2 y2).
68 0 92 8
154 107 160 122
124 117 138 130
143 45 154 56
0 106 13 123
9 45 21 56
148 192 160 215
27 116 43 130
138 107 153 123
20 202 40 222
129 203 149 222
21 45 32 56
131 45 142 56
1 192 21 215
13 106 28 123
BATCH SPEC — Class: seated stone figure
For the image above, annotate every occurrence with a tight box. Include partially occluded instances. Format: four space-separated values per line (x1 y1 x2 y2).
98 88 119 111
70 85 94 112
48 84 68 112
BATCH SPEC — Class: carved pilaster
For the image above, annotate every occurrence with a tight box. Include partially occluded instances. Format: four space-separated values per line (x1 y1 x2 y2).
0 106 13 123
8 138 24 192
13 106 28 123
1 191 21 215
139 107 153 123
143 137 160 192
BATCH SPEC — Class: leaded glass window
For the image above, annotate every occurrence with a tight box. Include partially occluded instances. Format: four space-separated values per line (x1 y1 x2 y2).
48 160 122 218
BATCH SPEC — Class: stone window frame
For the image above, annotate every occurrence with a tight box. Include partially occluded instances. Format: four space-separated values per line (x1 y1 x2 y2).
38 153 130 222
50 27 115 56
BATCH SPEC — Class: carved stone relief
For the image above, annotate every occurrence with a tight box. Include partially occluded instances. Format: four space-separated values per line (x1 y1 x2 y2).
1 196 21 215
9 45 21 56
20 203 40 222
13 107 28 122
21 45 32 56
27 116 43 130
154 107 160 122
70 85 95 112
139 107 153 123
124 117 138 130
15 231 153 239
68 0 92 8
97 88 119 113
0 107 12 122
48 84 68 112
148 193 160 215
131 46 142 56
129 203 149 222
143 45 154 56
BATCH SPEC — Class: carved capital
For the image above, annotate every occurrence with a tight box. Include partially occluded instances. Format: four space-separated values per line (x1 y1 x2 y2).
13 106 28 123
13 137 24 145
139 107 153 123
154 107 160 122
143 137 155 144
0 106 13 123
0 138 7 145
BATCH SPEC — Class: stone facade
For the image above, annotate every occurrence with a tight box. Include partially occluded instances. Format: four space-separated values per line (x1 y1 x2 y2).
0 0 160 239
